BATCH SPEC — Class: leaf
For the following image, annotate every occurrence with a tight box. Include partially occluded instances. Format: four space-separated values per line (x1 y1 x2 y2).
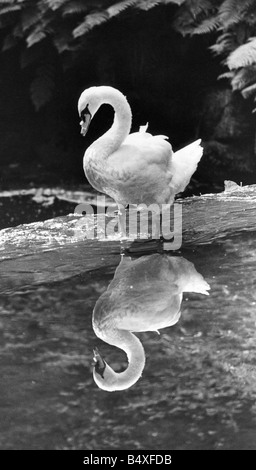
192 16 220 35
0 4 21 15
73 11 110 38
217 71 235 80
241 82 256 99
62 0 89 16
210 32 237 56
133 0 187 10
173 0 219 36
218 0 256 28
218 0 240 21
169 0 186 4
129 0 163 11
107 0 140 18
26 28 47 47
227 37 256 69
230 66 256 91
45 0 67 11
72 0 180 37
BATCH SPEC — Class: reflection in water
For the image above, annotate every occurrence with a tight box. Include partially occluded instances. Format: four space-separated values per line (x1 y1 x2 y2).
1 232 256 449
92 254 210 391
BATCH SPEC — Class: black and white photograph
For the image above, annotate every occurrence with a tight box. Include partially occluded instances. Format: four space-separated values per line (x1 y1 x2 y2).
0 0 255 454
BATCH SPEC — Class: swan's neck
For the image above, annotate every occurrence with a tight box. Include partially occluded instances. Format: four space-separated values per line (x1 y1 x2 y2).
94 328 145 391
91 89 132 158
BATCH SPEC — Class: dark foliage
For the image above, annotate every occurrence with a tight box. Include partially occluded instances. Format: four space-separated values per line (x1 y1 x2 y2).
1 1 256 109
174 0 256 107
0 0 185 109
0 0 255 190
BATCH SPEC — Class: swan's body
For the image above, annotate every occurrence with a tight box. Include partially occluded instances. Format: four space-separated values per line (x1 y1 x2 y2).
78 86 203 206
92 254 210 392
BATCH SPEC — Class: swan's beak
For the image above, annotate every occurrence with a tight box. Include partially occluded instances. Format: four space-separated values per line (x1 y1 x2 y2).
92 347 106 378
79 105 92 137
80 114 91 137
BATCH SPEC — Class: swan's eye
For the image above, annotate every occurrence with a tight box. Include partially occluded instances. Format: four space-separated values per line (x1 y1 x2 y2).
80 104 91 123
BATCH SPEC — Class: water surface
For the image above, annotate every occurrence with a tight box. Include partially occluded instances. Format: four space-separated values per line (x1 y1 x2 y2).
0 219 256 449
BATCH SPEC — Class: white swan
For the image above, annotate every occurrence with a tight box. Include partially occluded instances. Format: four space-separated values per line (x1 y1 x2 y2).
92 254 210 392
78 86 203 207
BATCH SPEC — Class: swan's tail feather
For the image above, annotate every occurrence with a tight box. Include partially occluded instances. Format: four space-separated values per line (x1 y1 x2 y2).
139 123 149 133
139 123 169 140
168 139 203 196
169 257 210 295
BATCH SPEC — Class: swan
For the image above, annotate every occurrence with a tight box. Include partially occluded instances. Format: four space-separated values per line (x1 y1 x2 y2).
92 254 210 392
78 86 203 207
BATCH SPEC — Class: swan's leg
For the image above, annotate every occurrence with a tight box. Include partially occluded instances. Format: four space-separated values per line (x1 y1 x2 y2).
118 204 127 236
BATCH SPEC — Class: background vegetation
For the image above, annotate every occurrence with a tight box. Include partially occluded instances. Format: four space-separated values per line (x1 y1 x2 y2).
0 0 256 191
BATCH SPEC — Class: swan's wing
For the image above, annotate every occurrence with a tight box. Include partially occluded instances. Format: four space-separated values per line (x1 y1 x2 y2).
168 139 203 194
108 128 172 175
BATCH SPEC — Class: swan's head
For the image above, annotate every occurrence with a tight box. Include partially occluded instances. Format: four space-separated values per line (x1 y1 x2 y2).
92 347 120 392
78 87 101 137
78 85 129 137
78 86 106 137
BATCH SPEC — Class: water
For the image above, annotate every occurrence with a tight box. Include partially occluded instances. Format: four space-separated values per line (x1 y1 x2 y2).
0 197 256 449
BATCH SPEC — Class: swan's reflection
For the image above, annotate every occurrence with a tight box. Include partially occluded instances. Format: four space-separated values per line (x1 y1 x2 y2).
92 254 210 392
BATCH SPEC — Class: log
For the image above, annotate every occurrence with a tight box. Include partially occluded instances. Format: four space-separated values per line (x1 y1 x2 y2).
0 181 255 294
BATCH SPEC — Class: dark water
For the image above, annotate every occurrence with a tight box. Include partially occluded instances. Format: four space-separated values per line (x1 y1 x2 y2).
0 198 256 449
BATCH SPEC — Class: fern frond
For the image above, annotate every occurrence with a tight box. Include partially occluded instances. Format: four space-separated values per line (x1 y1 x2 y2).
62 0 89 16
72 0 186 38
162 0 186 5
218 0 240 20
30 63 55 111
73 0 142 37
236 0 256 20
0 4 22 15
217 0 256 28
191 16 220 35
241 82 256 99
170 0 189 5
210 32 237 55
0 0 17 4
26 26 47 47
73 11 109 37
227 37 256 69
231 69 249 91
210 42 227 55
134 0 167 11
135 0 186 10
173 0 220 36
45 0 68 11
231 66 256 90
217 71 235 80
238 0 256 11
107 0 140 18
186 0 217 18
